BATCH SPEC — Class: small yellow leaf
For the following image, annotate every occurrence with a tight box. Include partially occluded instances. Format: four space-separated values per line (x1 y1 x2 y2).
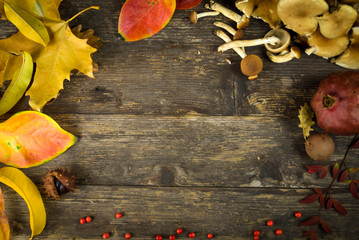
298 103 315 139
0 187 10 240
0 167 46 239
4 1 50 46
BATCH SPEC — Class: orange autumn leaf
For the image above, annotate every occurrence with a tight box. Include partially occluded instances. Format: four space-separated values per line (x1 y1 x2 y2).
0 111 76 168
0 187 9 240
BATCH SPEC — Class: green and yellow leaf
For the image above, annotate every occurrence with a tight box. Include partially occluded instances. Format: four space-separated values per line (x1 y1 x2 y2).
0 187 10 240
0 167 46 239
298 103 315 139
4 1 50 46
0 51 33 116
0 111 76 168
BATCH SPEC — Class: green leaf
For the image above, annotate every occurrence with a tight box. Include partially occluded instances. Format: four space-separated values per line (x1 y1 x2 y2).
4 1 50 46
118 0 176 41
0 167 46 239
0 111 76 168
0 51 33 116
298 103 315 140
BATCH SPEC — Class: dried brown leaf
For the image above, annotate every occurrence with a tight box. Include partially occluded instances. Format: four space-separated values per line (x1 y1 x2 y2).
333 200 347 215
319 219 332 233
301 215 320 226
350 182 358 199
298 103 315 139
338 170 349 182
301 194 320 203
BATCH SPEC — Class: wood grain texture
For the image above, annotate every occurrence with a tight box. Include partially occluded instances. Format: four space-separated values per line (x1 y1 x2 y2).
3 186 359 240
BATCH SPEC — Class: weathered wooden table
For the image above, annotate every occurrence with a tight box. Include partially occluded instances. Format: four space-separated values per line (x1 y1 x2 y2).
1 0 358 239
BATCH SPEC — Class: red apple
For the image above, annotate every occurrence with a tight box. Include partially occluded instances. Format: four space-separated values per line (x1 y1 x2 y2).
311 71 359 135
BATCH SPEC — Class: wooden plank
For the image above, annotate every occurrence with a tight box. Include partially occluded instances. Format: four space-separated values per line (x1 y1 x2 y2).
4 185 359 239
10 114 354 188
2 0 346 116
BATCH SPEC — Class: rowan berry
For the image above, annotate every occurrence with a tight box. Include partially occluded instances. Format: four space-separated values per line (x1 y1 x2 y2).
125 233 131 239
169 235 176 240
275 229 283 235
80 218 86 224
116 213 122 219
156 235 163 240
86 216 92 223
176 228 183 234
253 236 259 240
308 170 314 173
188 232 195 238
253 230 260 236
103 232 110 239
207 233 213 239
266 220 273 226
294 211 302 218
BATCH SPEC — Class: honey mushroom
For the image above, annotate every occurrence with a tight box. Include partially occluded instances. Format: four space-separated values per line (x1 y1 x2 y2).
214 21 244 40
214 29 246 58
190 10 220 24
267 46 301 63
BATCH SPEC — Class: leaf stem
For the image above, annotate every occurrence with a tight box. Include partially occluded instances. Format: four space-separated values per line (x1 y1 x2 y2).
66 6 100 24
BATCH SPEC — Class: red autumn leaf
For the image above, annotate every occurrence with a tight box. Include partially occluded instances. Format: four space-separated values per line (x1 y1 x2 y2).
301 215 320 226
176 0 202 9
352 179 359 184
326 198 334 209
349 136 359 148
348 168 359 173
321 167 328 179
301 194 320 203
338 170 349 182
332 163 339 178
350 182 358 199
319 193 324 207
118 0 176 41
319 219 332 233
313 187 322 194
306 165 324 172
300 194 320 203
333 200 347 215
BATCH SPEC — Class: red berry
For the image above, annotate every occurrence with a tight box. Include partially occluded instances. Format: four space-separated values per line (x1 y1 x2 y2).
86 216 92 223
275 229 283 235
188 232 195 238
176 228 183 234
80 218 86 224
169 235 176 240
125 233 131 239
294 211 302 218
253 236 259 240
253 230 260 236
103 232 110 239
308 170 314 173
156 235 163 240
116 212 122 218
207 233 213 239
266 220 273 226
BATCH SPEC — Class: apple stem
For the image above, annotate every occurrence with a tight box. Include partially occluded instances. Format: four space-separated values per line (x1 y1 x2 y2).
322 94 336 109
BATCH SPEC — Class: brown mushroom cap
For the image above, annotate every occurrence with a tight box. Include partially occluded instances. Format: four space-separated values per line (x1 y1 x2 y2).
264 28 291 53
240 54 263 77
236 0 281 29
332 27 359 69
317 4 357 39
307 29 349 58
190 11 198 24
277 0 329 36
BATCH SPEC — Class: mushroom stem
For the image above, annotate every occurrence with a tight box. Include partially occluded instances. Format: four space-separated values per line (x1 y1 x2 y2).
209 1 246 28
190 10 220 23
218 36 281 53
305 46 316 55
214 30 247 58
214 21 244 41
267 46 301 63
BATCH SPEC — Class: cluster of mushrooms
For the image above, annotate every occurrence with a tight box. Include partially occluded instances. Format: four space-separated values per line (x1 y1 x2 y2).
190 0 359 80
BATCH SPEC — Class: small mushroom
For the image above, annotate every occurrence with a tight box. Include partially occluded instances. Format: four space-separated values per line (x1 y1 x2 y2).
235 0 281 29
209 0 249 28
332 26 359 69
190 10 220 24
240 54 263 80
317 4 357 38
214 29 247 58
214 21 244 40
305 29 349 58
217 35 280 53
277 0 329 36
263 28 291 53
267 46 301 63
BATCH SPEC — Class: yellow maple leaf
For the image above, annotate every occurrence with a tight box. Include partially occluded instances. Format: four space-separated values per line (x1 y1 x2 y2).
26 19 96 111
298 103 315 139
